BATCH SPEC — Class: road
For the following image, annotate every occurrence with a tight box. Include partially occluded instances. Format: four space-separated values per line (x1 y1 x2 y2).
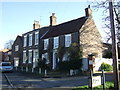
1 71 116 89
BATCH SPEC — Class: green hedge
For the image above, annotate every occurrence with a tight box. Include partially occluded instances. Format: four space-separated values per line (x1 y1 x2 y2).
59 59 82 71
101 63 113 71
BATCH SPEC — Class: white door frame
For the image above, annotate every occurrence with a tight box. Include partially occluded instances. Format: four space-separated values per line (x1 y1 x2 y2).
52 50 59 70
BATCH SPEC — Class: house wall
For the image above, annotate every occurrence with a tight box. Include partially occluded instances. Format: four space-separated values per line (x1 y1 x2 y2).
12 36 22 67
80 17 103 58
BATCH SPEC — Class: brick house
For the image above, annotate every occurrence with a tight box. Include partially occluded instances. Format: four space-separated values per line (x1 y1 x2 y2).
41 6 103 70
12 35 22 67
12 6 103 70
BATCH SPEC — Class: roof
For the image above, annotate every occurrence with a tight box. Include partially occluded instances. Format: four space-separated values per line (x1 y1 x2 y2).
0 49 9 52
42 16 87 39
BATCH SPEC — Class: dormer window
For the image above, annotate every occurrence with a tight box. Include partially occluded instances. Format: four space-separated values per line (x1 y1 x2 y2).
29 34 32 46
65 34 71 47
44 39 49 50
54 36 59 49
35 32 39 45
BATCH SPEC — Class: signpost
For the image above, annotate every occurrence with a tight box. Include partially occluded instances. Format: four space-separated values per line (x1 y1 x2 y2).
89 70 105 90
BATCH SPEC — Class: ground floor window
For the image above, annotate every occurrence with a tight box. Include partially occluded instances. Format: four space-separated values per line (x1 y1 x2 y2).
42 53 49 64
23 51 26 63
14 57 19 67
28 50 32 63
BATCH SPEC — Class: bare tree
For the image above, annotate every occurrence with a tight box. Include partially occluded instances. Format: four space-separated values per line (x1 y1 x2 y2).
91 0 120 42
4 40 14 49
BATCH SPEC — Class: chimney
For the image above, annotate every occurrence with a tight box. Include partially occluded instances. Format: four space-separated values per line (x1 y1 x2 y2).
33 20 40 29
50 13 56 26
85 5 92 18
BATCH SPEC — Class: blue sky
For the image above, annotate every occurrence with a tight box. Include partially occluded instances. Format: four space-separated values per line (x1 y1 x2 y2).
0 1 106 50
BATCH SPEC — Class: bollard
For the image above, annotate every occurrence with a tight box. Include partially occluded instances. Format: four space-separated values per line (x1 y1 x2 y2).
89 69 93 90
32 68 34 73
26 67 28 72
45 69 47 76
21 67 23 71
16 67 17 71
39 68 42 74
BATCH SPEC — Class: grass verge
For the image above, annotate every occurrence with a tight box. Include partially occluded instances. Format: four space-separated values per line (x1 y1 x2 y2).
72 82 115 90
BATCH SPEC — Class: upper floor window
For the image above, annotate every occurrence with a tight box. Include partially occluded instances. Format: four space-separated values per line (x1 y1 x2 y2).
28 50 32 63
65 34 71 47
35 32 39 45
15 45 19 51
54 36 59 49
23 35 27 47
23 51 26 63
44 39 49 50
29 34 32 46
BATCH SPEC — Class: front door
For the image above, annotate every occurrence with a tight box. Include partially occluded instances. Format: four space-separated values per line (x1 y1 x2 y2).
53 51 59 70
33 49 38 68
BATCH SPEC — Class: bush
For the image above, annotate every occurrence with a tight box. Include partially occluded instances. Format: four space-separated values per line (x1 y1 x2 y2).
101 63 113 71
59 59 82 71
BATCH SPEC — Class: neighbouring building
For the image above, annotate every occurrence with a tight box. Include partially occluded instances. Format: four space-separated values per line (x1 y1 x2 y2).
0 49 9 62
12 35 22 67
12 6 103 71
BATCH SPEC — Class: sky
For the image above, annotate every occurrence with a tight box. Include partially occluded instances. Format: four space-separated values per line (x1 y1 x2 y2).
0 0 107 50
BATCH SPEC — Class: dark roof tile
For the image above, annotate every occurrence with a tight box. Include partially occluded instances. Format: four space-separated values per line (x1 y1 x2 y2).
42 16 87 39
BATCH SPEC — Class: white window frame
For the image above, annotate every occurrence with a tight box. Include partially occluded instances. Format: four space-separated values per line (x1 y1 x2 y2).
28 50 32 63
35 32 39 45
65 34 71 47
23 35 27 47
23 51 26 63
53 36 59 49
44 39 49 50
15 45 19 51
29 34 32 46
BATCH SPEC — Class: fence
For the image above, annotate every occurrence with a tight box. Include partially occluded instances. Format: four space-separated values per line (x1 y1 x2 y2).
82 58 113 71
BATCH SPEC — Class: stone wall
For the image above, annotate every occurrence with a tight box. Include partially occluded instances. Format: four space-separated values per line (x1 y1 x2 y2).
80 17 103 58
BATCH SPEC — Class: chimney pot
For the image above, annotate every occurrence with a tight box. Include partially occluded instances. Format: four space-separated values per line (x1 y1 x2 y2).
85 5 92 18
50 13 56 26
33 20 40 29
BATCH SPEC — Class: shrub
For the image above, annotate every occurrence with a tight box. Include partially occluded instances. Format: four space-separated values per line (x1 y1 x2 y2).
101 63 113 71
59 59 82 71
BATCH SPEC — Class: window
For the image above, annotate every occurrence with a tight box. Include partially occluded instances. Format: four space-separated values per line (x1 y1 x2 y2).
28 50 32 63
35 32 39 45
42 53 49 64
29 34 32 46
23 51 26 63
54 37 59 49
15 45 19 51
65 34 71 47
44 39 49 50
23 35 27 47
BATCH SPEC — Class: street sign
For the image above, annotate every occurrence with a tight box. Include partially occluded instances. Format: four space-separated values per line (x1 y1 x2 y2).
92 76 101 87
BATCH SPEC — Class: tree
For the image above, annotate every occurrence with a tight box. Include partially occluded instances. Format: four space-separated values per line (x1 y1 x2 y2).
91 0 120 42
58 43 83 71
4 40 14 49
